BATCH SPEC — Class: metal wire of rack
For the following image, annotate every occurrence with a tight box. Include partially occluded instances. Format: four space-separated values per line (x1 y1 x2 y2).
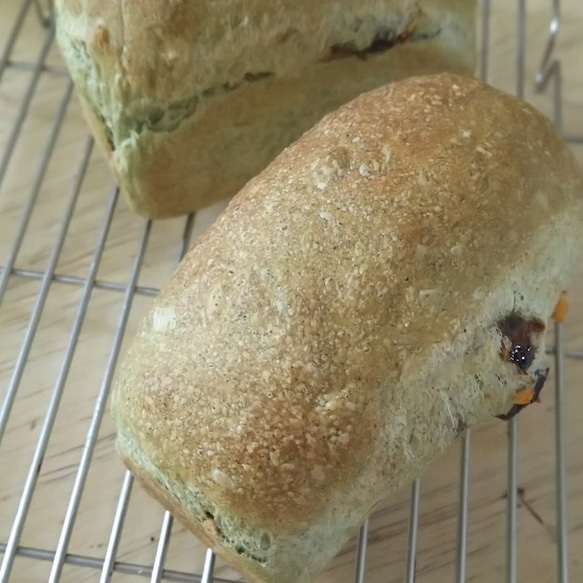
0 0 582 582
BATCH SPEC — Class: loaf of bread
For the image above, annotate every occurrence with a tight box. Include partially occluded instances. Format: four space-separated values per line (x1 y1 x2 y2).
111 73 583 583
54 0 477 218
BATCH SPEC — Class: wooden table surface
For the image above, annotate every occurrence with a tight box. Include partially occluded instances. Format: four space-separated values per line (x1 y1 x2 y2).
1 1 582 582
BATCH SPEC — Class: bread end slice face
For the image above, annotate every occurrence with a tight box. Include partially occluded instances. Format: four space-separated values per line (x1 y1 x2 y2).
111 72 583 582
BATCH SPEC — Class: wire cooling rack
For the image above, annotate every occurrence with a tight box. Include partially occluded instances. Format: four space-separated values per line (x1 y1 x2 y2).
1 1 583 582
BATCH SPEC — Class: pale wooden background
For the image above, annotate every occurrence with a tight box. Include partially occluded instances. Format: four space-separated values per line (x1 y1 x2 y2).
0 1 582 582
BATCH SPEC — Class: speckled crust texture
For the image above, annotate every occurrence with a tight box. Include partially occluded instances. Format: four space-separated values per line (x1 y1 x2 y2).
111 73 583 582
54 0 477 218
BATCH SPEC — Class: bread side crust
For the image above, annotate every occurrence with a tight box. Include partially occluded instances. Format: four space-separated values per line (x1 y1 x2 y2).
55 0 477 217
122 38 475 217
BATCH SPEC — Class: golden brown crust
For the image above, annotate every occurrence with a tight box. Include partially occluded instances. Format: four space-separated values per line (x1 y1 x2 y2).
112 73 583 538
111 73 583 581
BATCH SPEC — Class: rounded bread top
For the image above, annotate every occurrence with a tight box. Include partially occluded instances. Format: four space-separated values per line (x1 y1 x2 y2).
112 73 583 530
55 0 472 102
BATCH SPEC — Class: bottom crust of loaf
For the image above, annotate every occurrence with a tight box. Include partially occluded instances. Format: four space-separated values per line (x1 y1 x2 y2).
116 430 365 583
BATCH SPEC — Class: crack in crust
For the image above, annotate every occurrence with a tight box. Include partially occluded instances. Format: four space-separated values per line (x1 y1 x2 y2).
321 11 441 63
